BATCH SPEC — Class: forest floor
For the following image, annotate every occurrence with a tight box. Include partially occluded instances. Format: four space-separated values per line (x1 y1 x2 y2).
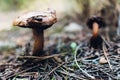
0 24 120 80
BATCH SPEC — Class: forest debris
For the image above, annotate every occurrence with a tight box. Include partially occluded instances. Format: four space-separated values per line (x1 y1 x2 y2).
0 38 120 80
57 70 86 80
5 64 40 79
45 62 65 78
99 69 117 79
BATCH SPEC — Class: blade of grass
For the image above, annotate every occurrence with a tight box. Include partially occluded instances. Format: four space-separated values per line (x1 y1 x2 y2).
74 44 95 79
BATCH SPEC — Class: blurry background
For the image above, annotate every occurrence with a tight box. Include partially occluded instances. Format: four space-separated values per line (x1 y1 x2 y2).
0 0 120 54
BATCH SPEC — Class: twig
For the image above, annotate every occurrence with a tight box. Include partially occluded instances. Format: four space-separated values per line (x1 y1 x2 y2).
0 63 20 67
101 36 111 48
44 62 65 79
102 43 112 70
62 66 74 72
74 44 95 79
53 56 62 63
18 52 67 60
48 62 65 75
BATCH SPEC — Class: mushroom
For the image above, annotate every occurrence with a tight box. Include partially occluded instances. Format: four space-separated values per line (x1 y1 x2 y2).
87 16 106 49
13 9 57 56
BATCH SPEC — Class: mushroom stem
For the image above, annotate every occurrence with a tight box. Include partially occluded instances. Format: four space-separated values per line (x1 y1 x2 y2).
93 22 99 37
32 29 44 56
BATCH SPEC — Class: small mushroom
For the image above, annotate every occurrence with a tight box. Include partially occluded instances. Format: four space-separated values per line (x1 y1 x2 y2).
13 9 57 56
87 16 106 49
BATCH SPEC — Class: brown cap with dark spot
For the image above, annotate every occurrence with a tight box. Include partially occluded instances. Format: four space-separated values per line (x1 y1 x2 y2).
87 16 106 29
13 9 57 30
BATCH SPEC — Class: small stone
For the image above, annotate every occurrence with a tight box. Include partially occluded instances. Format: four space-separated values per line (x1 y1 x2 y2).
99 57 108 64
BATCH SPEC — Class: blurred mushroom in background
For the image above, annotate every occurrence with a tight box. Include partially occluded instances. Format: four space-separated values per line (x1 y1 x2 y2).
87 16 106 49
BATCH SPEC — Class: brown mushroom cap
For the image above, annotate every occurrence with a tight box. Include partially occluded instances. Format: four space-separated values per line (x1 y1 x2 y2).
87 16 106 29
13 9 57 29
